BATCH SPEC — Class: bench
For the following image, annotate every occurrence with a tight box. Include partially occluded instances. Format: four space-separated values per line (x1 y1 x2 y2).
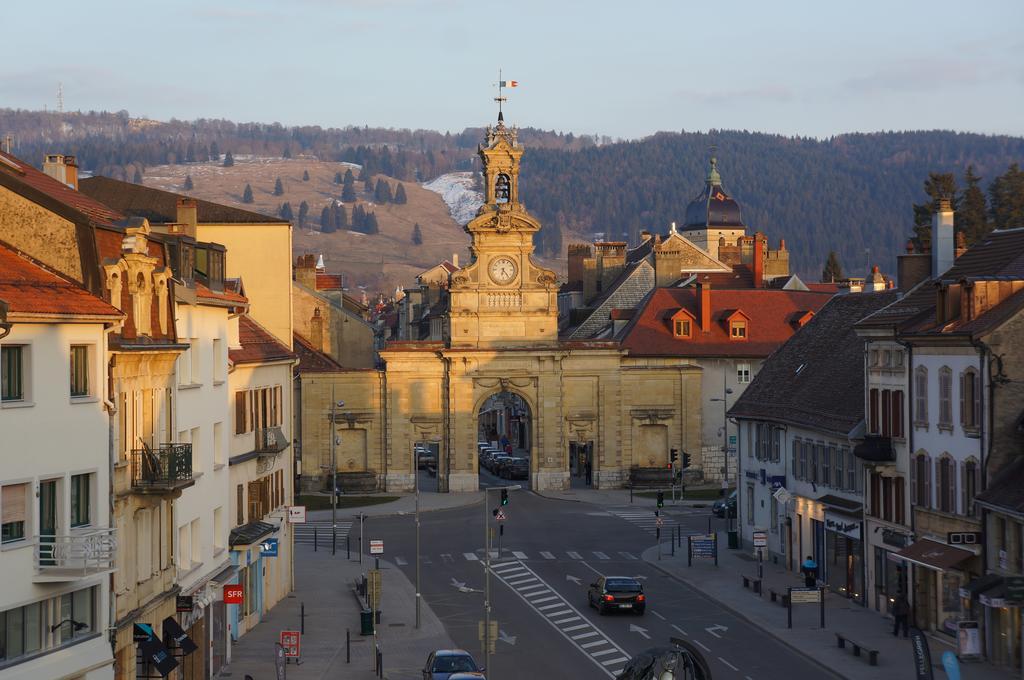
835 632 879 666
741 574 762 595
768 588 789 606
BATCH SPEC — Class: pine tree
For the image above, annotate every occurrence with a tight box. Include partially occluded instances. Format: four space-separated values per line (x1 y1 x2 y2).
335 203 348 230
242 183 254 204
303 170 310 182
341 173 357 202
274 177 284 196
911 172 957 250
364 211 379 234
374 178 392 204
298 200 309 228
279 202 293 221
344 169 355 183
363 177 373 195
352 204 365 231
223 151 234 167
184 175 194 191
283 146 292 159
185 141 196 163
210 141 220 162
958 166 989 245
321 206 334 233
412 222 423 245
357 166 368 181
394 183 408 205
133 168 143 184
334 171 343 184
821 251 844 282
989 163 1024 230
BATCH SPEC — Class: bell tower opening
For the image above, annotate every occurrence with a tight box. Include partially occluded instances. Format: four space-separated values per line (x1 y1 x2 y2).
495 173 511 204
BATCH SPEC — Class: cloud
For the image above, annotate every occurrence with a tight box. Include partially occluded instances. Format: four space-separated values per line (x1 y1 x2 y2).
673 85 795 104
842 58 989 94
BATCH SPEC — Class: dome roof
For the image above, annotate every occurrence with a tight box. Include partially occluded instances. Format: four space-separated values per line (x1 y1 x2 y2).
683 157 745 230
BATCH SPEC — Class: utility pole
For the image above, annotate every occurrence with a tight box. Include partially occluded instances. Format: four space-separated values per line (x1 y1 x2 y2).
330 389 344 555
483 487 491 672
415 443 421 629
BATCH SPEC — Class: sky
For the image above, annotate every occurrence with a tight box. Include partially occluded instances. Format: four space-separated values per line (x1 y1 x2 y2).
4 0 1023 140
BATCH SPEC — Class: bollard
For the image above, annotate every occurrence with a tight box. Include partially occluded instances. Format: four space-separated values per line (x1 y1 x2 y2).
346 628 351 664
671 531 675 557
333 526 337 555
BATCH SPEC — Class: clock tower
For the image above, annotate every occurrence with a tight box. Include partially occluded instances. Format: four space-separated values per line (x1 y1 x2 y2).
447 113 560 348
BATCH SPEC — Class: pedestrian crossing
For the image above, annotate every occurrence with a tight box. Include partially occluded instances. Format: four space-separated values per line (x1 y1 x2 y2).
607 508 678 536
292 521 353 545
385 549 643 564
489 560 632 678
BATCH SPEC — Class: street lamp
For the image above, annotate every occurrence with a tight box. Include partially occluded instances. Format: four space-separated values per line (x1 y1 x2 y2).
50 618 87 634
711 383 734 530
330 389 345 555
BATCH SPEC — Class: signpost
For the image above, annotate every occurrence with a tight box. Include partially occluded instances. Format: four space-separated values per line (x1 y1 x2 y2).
176 595 194 613
370 539 384 555
223 584 244 605
687 533 718 567
367 569 382 613
478 620 498 654
288 506 307 524
787 587 825 629
280 630 301 660
752 531 767 548
261 537 280 557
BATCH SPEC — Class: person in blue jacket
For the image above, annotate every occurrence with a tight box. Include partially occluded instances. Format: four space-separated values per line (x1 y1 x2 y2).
801 556 818 588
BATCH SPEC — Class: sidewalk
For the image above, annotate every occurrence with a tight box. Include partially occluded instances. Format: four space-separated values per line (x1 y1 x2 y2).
220 545 456 679
643 535 1015 680
533 486 718 508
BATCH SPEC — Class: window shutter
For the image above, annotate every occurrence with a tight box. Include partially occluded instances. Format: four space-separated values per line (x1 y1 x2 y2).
234 392 246 435
274 385 283 427
1 483 27 523
792 440 799 479
974 373 981 428
959 373 966 425
924 457 932 510
910 456 917 505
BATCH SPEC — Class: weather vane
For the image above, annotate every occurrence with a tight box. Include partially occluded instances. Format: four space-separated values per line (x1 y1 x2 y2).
494 69 518 119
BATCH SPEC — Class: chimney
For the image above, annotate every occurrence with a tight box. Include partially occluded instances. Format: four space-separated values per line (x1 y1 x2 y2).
176 198 198 237
310 307 325 352
452 253 459 268
42 154 78 189
295 254 318 289
752 232 765 288
696 280 712 332
932 197 955 277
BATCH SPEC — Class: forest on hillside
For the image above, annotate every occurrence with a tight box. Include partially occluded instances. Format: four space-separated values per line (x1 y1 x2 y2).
3 108 1023 276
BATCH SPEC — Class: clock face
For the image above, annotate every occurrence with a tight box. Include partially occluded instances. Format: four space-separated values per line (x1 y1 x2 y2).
488 256 517 285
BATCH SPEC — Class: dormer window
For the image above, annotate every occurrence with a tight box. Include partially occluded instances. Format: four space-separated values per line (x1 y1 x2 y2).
730 321 746 339
670 309 696 339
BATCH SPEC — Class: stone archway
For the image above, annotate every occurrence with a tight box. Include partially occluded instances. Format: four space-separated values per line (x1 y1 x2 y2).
476 390 533 489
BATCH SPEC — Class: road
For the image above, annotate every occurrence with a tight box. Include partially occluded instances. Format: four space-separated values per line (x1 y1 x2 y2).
357 477 828 680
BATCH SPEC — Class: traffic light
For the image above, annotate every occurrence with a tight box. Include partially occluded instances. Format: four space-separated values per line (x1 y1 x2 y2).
501 489 509 506
656 491 664 508
670 449 678 465
682 452 692 469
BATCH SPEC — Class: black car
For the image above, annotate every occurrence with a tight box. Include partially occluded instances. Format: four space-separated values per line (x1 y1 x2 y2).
504 458 529 480
422 649 484 679
712 490 737 518
587 576 645 615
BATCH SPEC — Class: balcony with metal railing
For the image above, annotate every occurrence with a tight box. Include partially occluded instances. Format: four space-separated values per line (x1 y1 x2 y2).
131 443 195 493
255 426 289 455
34 528 117 582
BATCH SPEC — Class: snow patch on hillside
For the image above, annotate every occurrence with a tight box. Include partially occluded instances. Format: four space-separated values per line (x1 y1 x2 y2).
422 172 482 226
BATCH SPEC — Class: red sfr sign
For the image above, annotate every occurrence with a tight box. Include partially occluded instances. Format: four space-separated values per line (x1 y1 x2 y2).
223 584 244 604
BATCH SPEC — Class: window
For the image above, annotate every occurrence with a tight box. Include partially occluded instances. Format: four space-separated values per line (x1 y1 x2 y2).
730 320 747 339
0 600 43 661
245 563 259 616
911 453 931 509
891 390 904 438
963 459 979 517
136 508 153 581
882 477 893 522
882 350 891 367
746 484 754 525
881 390 891 436
960 369 981 431
938 456 956 513
829 445 839 489
1 483 29 543
894 351 904 368
791 440 800 480
1 345 25 401
190 427 201 474
810 443 819 484
495 173 511 203
772 427 781 463
869 389 879 434
800 441 808 480
869 350 879 367
914 367 928 424
213 338 224 383
673 319 691 338
844 447 856 491
70 473 91 528
895 477 906 525
939 367 953 427
869 473 881 517
234 391 249 435
236 485 244 526
737 363 751 384
770 494 779 532
822 445 831 486
69 345 90 397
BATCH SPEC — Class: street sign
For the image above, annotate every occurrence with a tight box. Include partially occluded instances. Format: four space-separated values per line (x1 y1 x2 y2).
478 620 498 653
655 517 664 528
261 538 279 557
133 622 155 642
288 506 307 524
370 539 384 555
223 584 244 604
495 509 507 522
752 530 768 548
790 587 822 604
280 631 301 658
176 595 194 613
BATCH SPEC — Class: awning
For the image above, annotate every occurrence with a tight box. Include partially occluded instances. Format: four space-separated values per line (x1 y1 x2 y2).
960 574 1003 600
818 494 863 516
229 520 276 547
979 583 1020 608
853 435 895 462
893 538 973 571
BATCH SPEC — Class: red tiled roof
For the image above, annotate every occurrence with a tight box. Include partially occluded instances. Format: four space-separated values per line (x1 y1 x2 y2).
315 272 345 290
610 309 635 320
685 266 755 288
230 316 294 365
196 282 248 306
440 261 459 274
620 287 835 357
293 333 345 372
0 243 121 319
0 151 124 227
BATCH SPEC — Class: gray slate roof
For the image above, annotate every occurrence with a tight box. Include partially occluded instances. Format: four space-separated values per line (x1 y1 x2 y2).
729 290 899 436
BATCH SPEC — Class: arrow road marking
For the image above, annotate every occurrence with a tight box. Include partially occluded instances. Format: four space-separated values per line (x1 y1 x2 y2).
449 577 481 593
705 624 728 638
629 624 650 640
566 575 582 585
450 577 466 589
499 629 517 645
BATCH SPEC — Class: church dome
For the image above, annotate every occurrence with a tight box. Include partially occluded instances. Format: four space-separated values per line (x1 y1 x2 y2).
683 156 745 230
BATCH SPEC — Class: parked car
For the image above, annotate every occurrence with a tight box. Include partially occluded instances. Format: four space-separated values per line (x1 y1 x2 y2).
416 446 433 470
587 576 645 615
712 490 737 518
500 457 529 480
423 649 484 679
487 452 510 473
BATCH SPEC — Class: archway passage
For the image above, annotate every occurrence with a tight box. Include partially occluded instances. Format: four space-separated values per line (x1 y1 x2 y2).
477 391 532 490
414 440 442 493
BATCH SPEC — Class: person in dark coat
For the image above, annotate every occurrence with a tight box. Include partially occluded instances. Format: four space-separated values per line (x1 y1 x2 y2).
801 556 818 588
892 593 911 638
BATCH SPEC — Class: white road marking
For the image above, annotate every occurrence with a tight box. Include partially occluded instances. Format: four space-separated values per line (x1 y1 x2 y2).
618 551 638 560
579 561 604 576
545 609 573 617
440 553 453 563
572 631 599 640
423 556 433 564
694 639 712 653
507 577 536 585
592 648 620 657
705 624 728 638
512 551 528 559
651 611 666 620
567 551 582 559
538 603 564 611
582 640 608 649
553 616 580 624
540 551 556 559
463 552 479 561
671 624 687 636
395 556 407 566
601 657 630 665
532 595 559 604
593 551 610 560
519 583 548 593
718 657 739 671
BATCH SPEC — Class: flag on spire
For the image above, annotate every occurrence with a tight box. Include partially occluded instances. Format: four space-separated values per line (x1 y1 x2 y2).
499 80 518 88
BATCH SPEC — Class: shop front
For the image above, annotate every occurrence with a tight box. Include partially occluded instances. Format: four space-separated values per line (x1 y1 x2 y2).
823 509 864 604
893 538 974 636
866 523 911 615
980 580 1023 670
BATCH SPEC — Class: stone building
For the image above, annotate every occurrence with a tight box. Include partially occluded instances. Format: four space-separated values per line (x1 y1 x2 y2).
297 114 702 493
292 254 376 368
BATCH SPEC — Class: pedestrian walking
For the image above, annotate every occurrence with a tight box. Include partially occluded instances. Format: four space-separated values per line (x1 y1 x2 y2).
801 555 818 588
892 593 910 638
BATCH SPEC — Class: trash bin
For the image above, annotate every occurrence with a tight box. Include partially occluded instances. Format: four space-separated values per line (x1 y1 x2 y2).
360 609 374 636
727 530 739 549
